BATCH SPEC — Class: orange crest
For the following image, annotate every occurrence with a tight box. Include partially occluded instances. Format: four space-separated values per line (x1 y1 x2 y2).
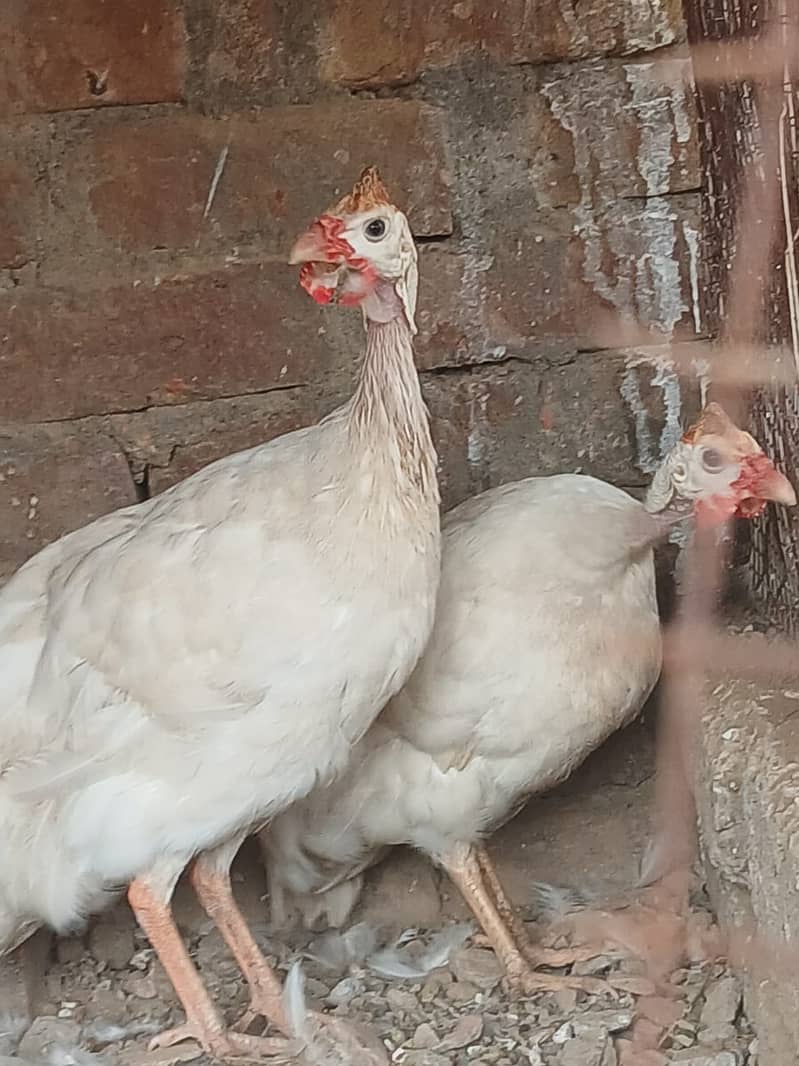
333 166 392 215
682 401 760 455
681 402 733 443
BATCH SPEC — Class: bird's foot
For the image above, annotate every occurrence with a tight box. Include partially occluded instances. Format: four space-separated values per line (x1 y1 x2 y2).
471 931 607 968
149 1020 299 1060
232 1004 388 1065
231 1000 271 1035
524 943 613 969
503 963 617 1000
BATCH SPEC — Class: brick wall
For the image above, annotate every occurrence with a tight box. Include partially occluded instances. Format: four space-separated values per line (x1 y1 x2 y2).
0 0 705 582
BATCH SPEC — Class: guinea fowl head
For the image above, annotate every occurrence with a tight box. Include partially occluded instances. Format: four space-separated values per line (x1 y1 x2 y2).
652 401 795 528
288 166 418 333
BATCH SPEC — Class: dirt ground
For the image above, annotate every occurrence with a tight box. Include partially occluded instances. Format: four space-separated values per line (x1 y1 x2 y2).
1 707 758 1066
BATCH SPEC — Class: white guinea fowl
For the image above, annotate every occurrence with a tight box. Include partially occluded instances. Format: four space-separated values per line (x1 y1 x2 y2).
0 167 439 1060
261 403 795 994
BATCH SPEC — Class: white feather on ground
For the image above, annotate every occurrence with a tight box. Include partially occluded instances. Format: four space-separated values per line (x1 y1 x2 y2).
282 961 388 1066
303 921 472 981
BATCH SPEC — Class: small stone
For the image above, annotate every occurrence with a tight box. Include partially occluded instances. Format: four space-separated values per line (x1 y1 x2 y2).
17 1017 81 1060
558 1033 616 1066
577 1010 635 1035
411 1023 439 1049
88 919 136 970
616 956 649 976
552 988 578 1013
420 972 450 1001
303 975 331 998
129 947 153 970
55 937 86 965
696 1023 737 1048
572 954 615 976
628 1015 665 1049
195 930 238 978
669 1053 739 1066
615 1041 668 1066
636 995 684 1028
607 975 657 997
327 976 362 1005
446 980 478 1003
121 970 158 999
401 1053 450 1066
451 948 503 991
699 976 742 1028
387 987 420 1013
438 1014 483 1051
117 1045 203 1066
552 1021 574 1044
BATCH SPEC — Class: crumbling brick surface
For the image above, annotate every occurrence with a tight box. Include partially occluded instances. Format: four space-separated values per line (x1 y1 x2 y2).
0 0 187 115
695 642 799 1066
0 0 703 584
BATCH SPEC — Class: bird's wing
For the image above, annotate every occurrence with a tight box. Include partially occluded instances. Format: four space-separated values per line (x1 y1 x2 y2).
1 422 354 791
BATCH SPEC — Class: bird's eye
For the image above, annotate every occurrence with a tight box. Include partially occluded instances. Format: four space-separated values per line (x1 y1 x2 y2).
364 218 387 241
701 446 724 471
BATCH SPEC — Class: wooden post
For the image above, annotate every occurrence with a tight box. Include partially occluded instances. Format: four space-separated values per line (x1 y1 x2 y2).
683 0 799 630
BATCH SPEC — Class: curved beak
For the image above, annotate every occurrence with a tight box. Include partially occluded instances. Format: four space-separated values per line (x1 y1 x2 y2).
755 464 797 506
289 222 328 265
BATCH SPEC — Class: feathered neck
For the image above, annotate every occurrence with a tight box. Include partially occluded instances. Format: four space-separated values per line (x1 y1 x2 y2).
347 315 438 503
644 457 677 515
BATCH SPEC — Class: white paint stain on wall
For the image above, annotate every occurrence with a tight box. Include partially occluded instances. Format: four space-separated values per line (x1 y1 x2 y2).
543 60 693 336
620 351 683 475
682 219 703 334
618 0 681 53
542 56 699 470
467 380 490 473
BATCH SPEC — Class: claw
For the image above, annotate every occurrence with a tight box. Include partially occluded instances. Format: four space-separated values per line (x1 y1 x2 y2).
503 967 619 1000
148 1021 295 1059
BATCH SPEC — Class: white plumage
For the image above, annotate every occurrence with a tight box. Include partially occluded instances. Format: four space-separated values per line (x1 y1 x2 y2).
0 167 438 1059
262 403 795 993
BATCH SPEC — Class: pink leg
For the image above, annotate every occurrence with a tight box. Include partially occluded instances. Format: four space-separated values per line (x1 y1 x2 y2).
127 878 291 1059
190 854 289 1035
443 844 612 997
474 845 605 968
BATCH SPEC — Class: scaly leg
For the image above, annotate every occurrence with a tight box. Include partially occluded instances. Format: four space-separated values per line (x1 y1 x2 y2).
195 843 388 1064
128 877 291 1059
190 848 289 1035
474 845 605 969
443 843 610 997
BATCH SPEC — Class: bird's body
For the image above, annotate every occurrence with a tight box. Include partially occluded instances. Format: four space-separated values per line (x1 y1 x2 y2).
263 407 794 997
265 473 661 925
1 356 437 952
0 168 439 1059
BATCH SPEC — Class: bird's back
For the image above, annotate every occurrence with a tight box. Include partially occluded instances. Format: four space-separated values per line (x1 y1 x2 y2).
263 473 663 924
0 409 439 947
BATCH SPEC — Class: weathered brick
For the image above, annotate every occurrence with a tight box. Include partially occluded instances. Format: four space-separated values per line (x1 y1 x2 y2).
534 58 700 207
46 102 452 283
0 0 186 116
484 193 703 349
479 352 700 488
415 246 471 370
0 424 137 583
108 390 337 496
322 0 683 87
106 277 477 494
0 122 48 271
423 349 701 510
0 262 368 422
189 0 279 103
